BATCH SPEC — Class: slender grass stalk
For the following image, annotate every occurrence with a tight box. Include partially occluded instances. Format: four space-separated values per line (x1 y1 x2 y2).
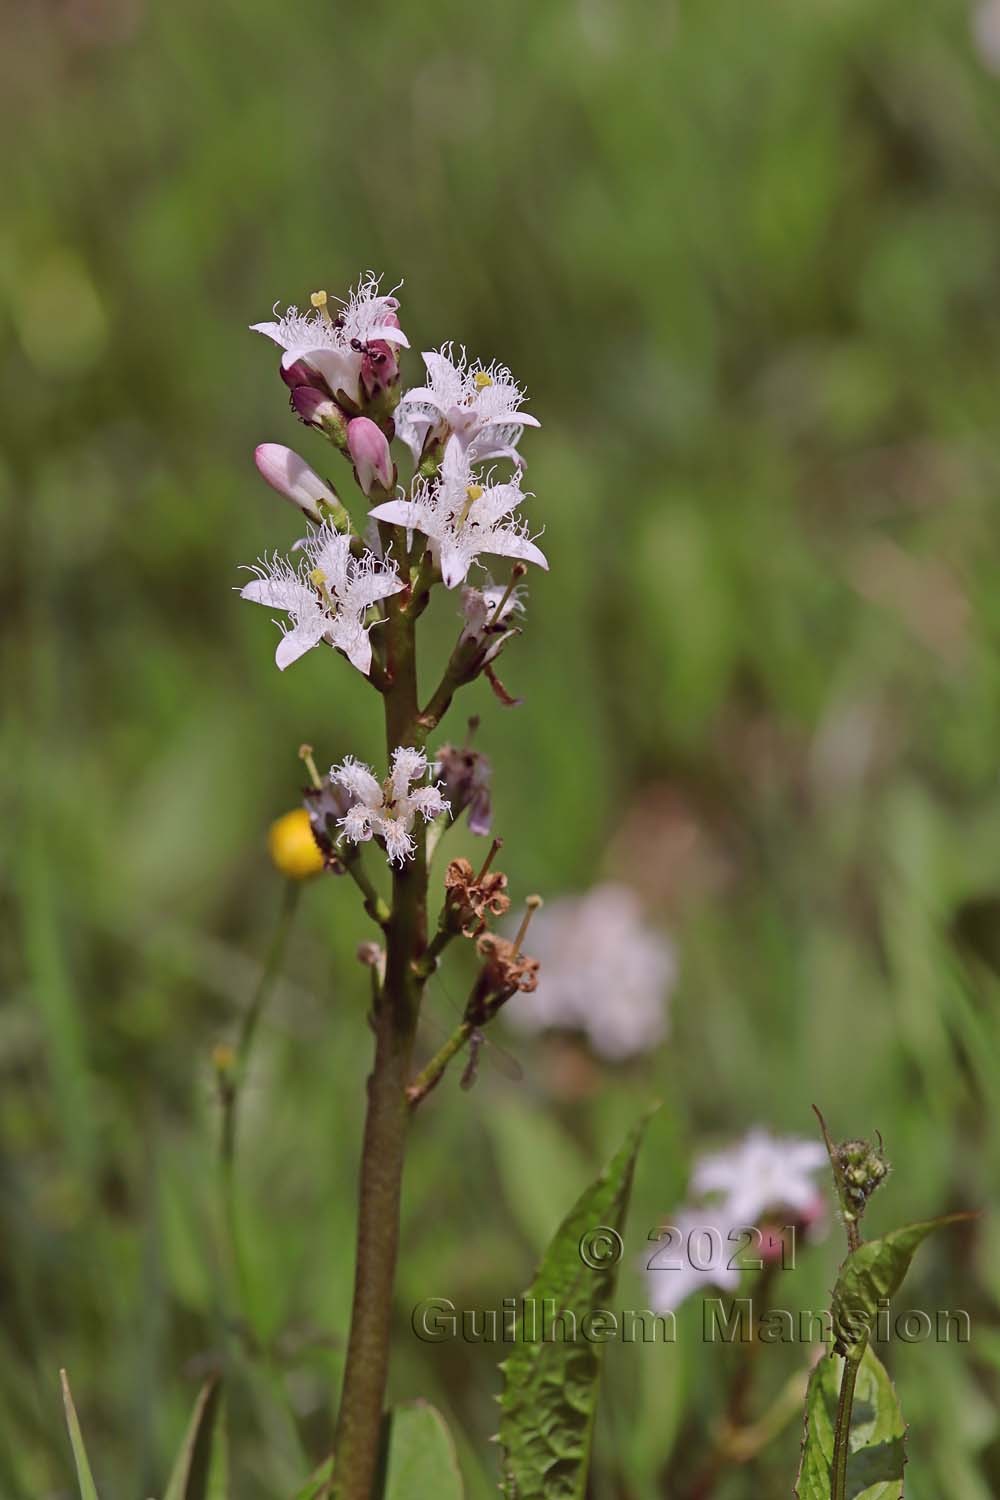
221 879 301 1170
215 878 308 1473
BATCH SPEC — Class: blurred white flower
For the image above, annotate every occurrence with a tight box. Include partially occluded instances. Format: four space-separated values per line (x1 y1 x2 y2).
251 272 408 407
645 1129 828 1313
240 522 403 674
645 1207 741 1314
505 883 675 1060
395 345 539 467
972 0 1000 72
692 1129 828 1225
332 747 450 866
369 441 547 589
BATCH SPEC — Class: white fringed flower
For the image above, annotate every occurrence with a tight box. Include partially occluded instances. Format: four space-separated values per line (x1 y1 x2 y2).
369 441 547 589
331 747 450 867
395 345 539 467
691 1130 828 1225
505 884 675 1060
645 1129 828 1313
251 272 409 406
240 522 404 674
645 1208 742 1315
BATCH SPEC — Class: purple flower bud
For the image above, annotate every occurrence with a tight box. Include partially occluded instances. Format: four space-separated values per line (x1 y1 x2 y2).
291 386 349 448
254 443 338 520
347 417 394 498
280 356 321 391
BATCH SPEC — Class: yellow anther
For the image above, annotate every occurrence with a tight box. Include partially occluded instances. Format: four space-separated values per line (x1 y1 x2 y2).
457 483 484 529
308 567 327 589
311 289 333 324
473 371 494 390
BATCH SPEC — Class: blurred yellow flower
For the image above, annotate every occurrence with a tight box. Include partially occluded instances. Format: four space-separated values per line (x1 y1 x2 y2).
268 808 325 879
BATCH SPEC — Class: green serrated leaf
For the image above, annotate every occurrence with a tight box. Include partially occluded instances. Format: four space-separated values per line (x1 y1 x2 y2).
289 1456 333 1500
164 1377 224 1500
498 1106 656 1500
60 1371 100 1500
796 1345 905 1500
382 1400 463 1500
832 1214 972 1356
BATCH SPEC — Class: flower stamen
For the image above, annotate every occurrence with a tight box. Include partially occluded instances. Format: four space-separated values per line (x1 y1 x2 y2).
299 742 324 790
456 483 484 530
310 289 333 325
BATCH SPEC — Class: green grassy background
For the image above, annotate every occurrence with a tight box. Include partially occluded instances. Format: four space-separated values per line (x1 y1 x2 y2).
3 0 1000 1494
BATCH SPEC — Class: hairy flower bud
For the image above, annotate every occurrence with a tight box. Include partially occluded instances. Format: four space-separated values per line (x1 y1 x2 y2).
268 808 325 880
255 444 340 521
291 386 349 449
835 1136 890 1216
347 417 395 498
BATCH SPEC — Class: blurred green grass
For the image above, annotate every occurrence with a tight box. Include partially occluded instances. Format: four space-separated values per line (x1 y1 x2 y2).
3 0 1000 1494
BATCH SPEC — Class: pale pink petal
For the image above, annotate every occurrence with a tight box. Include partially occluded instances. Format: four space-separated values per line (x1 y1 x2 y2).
275 617 327 670
240 575 315 613
439 539 471 589
486 533 548 571
368 500 422 528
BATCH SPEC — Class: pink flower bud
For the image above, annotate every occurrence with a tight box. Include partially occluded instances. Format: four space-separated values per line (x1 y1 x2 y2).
360 338 400 402
279 356 320 392
291 386 349 447
347 417 394 498
254 443 338 519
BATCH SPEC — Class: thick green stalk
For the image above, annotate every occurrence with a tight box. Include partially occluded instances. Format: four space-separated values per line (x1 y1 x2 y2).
406 1021 473 1106
332 587 428 1500
830 1354 861 1500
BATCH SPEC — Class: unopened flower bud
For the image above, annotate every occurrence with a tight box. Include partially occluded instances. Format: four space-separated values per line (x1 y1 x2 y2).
268 807 325 880
835 1135 891 1217
291 386 349 448
255 444 340 521
347 417 395 498
356 941 383 968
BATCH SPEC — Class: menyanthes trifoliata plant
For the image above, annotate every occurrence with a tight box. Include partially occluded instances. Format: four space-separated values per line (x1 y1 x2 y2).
241 271 554 1500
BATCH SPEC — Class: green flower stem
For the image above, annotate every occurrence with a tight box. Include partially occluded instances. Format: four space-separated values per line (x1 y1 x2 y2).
831 1353 862 1500
332 586 430 1500
419 637 480 732
341 852 391 931
406 1020 473 1107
